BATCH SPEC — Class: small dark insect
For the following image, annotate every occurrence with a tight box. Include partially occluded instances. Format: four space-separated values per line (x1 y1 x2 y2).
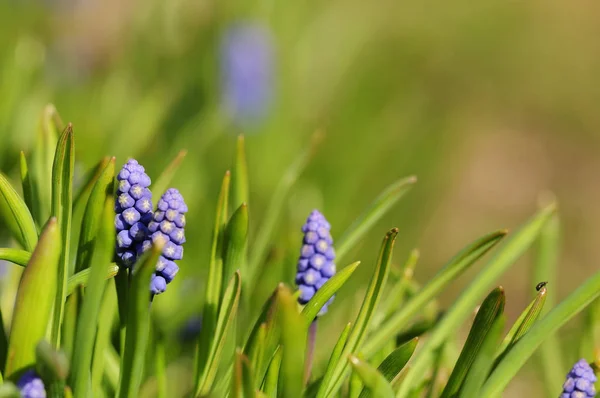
536 281 548 291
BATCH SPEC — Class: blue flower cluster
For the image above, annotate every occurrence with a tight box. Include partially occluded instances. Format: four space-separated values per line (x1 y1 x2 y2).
115 160 187 295
146 188 188 295
561 359 597 398
17 370 46 398
295 210 336 316
115 159 153 267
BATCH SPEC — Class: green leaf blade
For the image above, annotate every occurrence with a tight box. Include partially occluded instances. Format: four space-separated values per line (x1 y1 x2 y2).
0 172 38 251
349 356 394 398
0 248 31 267
6 218 61 377
277 286 306 398
50 124 75 347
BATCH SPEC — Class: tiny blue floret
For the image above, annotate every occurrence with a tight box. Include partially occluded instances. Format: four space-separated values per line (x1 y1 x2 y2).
17 370 46 398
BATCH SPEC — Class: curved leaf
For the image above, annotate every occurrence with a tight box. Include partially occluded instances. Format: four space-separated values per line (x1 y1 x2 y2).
0 248 30 267
0 172 38 251
349 356 393 398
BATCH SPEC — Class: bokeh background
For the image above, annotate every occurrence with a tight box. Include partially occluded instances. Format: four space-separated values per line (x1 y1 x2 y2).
2 0 600 395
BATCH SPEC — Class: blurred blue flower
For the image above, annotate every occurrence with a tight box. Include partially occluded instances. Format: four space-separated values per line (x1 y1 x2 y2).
17 370 46 398
295 210 336 316
115 159 153 267
561 359 597 398
220 22 275 128
143 188 188 295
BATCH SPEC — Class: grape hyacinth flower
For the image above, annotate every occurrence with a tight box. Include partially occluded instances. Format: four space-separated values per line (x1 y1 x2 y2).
220 21 275 128
115 159 153 267
561 359 597 398
145 188 188 295
295 210 336 316
17 370 46 398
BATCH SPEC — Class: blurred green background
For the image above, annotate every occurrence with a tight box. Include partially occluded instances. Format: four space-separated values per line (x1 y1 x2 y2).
1 0 600 395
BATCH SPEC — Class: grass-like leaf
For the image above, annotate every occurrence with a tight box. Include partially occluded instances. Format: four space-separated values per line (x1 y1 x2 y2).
494 285 546 365
117 241 163 398
458 316 505 398
440 287 505 398
336 176 416 260
349 356 394 398
195 271 242 396
362 230 507 358
481 267 600 396
301 261 361 325
152 149 187 199
70 156 111 276
533 211 565 395
0 172 38 251
6 218 60 377
232 349 255 398
358 338 418 398
395 203 555 397
262 346 282 397
71 198 115 396
74 157 115 274
222 203 248 293
50 123 75 346
277 286 306 398
32 104 63 225
19 152 38 229
0 248 30 267
92 285 118 394
65 264 120 296
318 228 399 398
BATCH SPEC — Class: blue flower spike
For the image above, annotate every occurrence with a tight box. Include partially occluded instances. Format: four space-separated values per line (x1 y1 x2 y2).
561 359 597 398
17 370 46 398
295 210 336 316
146 188 188 295
115 159 153 267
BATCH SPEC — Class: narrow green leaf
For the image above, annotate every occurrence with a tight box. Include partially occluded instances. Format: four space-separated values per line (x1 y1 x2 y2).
533 211 565 395
71 198 115 397
92 287 118 394
365 337 418 396
301 261 361 325
232 135 249 209
349 356 394 398
481 267 600 396
0 248 30 267
195 271 242 396
495 286 547 359
6 218 60 377
249 323 267 389
61 293 78 363
104 346 121 393
381 249 419 323
222 203 249 291
319 228 399 398
336 177 416 260
74 158 115 274
363 230 507 358
458 316 505 398
50 124 75 347
33 104 63 225
19 152 38 228
152 149 187 199
396 203 556 398
118 241 163 398
231 349 255 398
440 287 505 398
194 171 230 394
0 172 38 251
277 286 306 398
155 330 167 398
262 347 282 397
248 132 321 287
66 264 120 296
70 156 111 276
